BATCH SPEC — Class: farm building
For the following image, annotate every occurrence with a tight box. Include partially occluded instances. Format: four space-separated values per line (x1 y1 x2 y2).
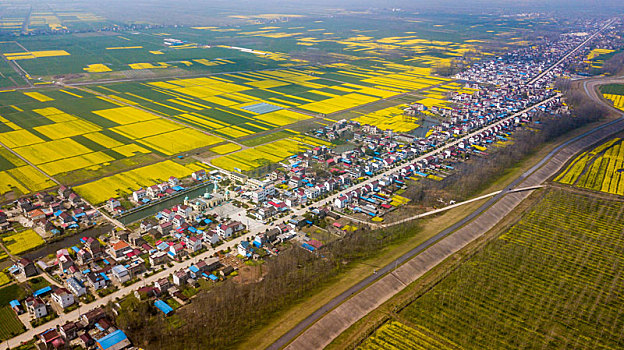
154 299 174 315
95 329 131 350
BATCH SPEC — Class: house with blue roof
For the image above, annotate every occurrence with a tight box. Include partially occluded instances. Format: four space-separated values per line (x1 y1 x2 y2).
154 299 173 316
33 286 52 297
9 299 22 314
188 265 201 279
237 241 255 258
95 329 131 350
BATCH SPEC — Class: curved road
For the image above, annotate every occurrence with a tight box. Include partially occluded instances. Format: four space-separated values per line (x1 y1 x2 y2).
271 81 624 350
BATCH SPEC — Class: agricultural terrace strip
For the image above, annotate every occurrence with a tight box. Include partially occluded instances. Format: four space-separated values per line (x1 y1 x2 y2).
555 137 624 195
0 88 225 196
74 160 209 204
386 190 624 349
359 321 460 350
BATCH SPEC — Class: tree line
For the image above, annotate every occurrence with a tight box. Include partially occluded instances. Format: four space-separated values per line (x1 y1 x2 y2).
403 84 609 204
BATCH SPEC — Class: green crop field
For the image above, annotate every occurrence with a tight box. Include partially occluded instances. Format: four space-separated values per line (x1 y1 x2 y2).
0 283 27 307
359 189 624 349
0 306 25 341
0 60 24 88
600 84 624 96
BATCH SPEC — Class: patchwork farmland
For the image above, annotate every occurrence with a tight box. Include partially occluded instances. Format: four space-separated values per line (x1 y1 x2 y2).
0 15 522 204
0 87 222 200
0 53 471 203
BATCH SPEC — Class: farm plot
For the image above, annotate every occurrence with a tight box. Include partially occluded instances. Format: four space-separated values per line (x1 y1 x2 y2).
604 93 624 111
1 229 45 255
107 65 432 139
353 104 420 132
74 160 208 204
394 190 624 349
0 306 25 341
5 166 54 192
210 143 242 154
359 321 459 350
211 138 310 172
555 137 624 195
1 32 267 77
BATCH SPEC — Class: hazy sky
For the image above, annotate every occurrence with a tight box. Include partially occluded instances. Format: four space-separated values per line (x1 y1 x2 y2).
70 0 621 25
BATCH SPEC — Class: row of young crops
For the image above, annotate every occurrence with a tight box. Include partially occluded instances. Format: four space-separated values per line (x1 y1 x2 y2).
0 306 25 341
362 189 624 349
358 321 460 350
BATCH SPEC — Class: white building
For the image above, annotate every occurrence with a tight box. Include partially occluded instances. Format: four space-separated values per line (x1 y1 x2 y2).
112 265 131 283
26 297 47 319
251 185 276 203
51 288 75 309
66 277 86 297
132 189 147 202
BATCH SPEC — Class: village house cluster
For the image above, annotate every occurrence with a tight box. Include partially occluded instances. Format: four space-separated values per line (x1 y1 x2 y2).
1 185 98 236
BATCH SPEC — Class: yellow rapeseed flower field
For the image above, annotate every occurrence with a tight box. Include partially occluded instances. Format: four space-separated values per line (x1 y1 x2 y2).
83 64 112 72
83 132 124 148
4 50 70 60
0 171 28 194
75 160 208 204
7 166 55 191
210 143 242 154
604 93 624 110
0 129 44 148
137 129 222 155
2 229 44 255
211 138 309 171
93 106 158 124
34 119 101 139
14 138 91 165
23 92 54 102
39 151 114 175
